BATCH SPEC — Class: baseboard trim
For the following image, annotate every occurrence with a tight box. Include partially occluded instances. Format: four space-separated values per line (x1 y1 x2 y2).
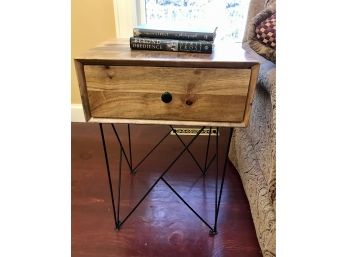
71 104 85 122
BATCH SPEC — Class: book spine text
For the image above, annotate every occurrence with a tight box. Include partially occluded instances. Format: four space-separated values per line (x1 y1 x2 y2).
133 29 214 41
130 37 213 54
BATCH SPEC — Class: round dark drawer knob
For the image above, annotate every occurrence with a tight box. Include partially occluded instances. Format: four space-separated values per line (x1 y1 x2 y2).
161 92 172 103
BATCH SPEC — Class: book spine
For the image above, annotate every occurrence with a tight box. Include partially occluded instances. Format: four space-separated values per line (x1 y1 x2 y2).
133 28 215 41
130 37 213 54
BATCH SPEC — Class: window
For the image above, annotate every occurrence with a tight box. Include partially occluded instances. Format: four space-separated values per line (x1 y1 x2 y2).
114 0 250 42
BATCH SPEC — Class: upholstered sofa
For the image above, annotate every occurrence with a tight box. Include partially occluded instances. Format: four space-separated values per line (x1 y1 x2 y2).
228 0 276 256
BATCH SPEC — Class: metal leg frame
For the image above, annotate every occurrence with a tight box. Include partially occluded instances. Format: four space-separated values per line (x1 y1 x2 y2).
99 123 233 235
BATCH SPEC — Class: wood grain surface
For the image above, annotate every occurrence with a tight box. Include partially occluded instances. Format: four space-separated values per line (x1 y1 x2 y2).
243 64 260 126
75 39 259 69
74 39 260 126
88 117 248 128
85 65 250 95
74 60 91 121
85 65 250 123
72 123 263 257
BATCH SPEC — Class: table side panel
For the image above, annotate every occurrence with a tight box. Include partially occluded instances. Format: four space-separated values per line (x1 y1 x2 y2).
74 60 91 121
243 64 260 126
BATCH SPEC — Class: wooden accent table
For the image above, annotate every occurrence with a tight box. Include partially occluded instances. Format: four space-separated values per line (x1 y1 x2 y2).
74 39 259 235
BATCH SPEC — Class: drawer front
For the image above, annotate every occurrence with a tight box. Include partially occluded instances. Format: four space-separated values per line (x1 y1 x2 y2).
84 65 251 123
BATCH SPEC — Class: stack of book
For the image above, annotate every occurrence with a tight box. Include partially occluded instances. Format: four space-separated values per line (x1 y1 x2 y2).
129 25 217 54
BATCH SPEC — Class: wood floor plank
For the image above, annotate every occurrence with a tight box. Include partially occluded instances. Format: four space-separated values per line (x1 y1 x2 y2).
72 123 262 257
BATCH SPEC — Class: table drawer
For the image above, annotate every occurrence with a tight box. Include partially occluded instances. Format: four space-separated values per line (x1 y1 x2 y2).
84 65 251 123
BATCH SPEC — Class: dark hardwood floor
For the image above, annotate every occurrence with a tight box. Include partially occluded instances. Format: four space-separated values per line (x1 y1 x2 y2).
72 123 262 257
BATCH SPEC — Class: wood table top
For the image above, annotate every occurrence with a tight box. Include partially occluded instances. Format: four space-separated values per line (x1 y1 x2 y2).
75 38 259 69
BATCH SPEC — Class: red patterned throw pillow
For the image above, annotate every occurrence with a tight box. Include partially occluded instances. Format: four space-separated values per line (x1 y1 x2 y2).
247 4 276 63
255 13 276 49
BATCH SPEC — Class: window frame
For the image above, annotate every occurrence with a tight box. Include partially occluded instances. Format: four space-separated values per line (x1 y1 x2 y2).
113 0 145 38
113 0 250 42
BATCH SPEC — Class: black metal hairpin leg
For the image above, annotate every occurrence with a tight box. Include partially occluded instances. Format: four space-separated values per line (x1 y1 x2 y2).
112 124 215 176
210 127 220 235
115 126 206 229
99 124 118 230
112 124 173 174
132 129 172 174
127 124 133 173
203 127 212 175
170 125 215 175
111 124 132 172
210 127 234 235
115 146 123 230
170 125 205 174
100 123 233 235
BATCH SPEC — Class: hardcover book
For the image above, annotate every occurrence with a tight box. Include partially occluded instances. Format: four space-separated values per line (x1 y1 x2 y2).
133 24 217 41
130 37 213 54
